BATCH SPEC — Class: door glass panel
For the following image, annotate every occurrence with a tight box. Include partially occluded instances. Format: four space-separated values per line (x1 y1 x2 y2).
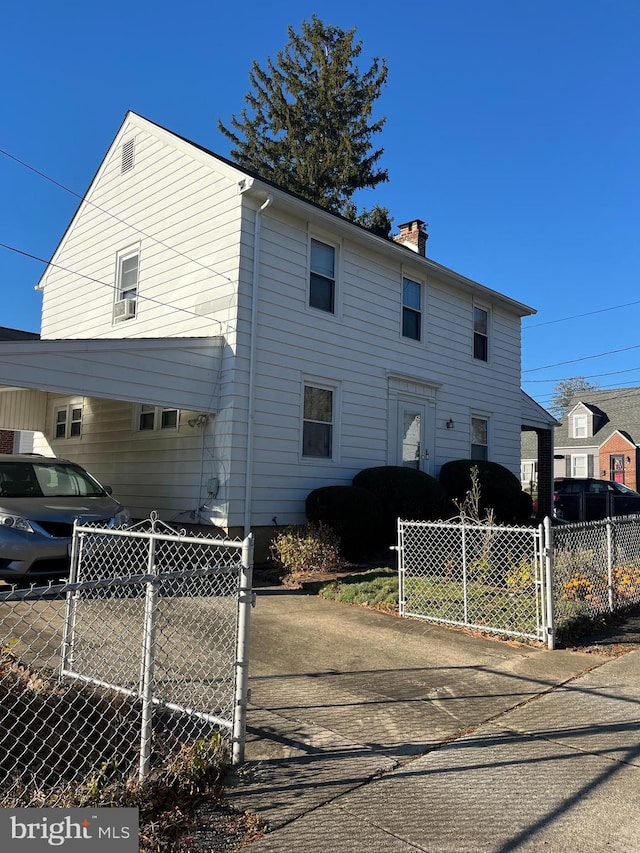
402 411 421 468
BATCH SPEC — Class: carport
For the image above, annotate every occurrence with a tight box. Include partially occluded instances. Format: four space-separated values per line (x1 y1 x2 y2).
0 336 224 431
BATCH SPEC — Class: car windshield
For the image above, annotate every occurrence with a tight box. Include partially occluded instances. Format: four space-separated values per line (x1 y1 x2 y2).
0 461 106 498
614 482 638 495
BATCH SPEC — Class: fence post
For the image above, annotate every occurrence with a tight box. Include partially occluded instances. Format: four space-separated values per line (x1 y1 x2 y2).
543 516 555 650
607 519 615 612
461 517 469 624
232 533 254 766
138 536 158 783
60 524 83 678
397 520 405 617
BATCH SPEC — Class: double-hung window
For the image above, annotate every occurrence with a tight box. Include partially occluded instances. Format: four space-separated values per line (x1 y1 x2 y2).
309 239 336 313
55 404 83 439
302 384 334 459
402 277 422 341
137 405 179 432
572 413 588 438
471 416 488 461
114 248 139 321
473 306 489 361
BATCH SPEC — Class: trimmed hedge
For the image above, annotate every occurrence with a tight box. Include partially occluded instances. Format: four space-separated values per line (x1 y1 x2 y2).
352 466 449 544
305 485 384 560
438 459 533 524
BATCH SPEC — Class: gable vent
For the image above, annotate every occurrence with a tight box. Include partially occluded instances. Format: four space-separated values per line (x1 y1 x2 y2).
121 138 135 174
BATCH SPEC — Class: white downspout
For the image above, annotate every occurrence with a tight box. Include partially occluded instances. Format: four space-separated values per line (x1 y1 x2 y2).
243 194 273 538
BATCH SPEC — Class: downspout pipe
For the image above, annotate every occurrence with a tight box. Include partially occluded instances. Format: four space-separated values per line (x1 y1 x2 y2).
243 194 273 538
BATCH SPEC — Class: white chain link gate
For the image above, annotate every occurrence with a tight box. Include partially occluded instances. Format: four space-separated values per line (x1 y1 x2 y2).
397 518 552 645
0 514 254 806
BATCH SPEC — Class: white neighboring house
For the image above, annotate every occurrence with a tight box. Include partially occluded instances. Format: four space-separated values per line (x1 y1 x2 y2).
0 112 555 555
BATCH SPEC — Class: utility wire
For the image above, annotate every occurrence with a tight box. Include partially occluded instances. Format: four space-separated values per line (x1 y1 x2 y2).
0 241 228 329
0 147 238 291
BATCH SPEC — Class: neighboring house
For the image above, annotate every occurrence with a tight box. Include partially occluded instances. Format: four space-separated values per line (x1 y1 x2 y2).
0 326 40 454
0 112 556 555
532 388 640 490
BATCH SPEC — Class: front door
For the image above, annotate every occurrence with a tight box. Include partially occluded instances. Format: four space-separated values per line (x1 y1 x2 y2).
398 402 429 473
610 454 625 484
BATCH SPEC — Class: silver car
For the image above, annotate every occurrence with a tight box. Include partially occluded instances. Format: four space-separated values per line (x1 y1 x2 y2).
0 454 130 583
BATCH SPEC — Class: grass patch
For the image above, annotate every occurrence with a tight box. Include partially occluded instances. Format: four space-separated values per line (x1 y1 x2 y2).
318 569 398 612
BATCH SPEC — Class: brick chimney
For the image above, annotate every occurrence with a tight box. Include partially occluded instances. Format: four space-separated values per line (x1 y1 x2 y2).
392 219 428 257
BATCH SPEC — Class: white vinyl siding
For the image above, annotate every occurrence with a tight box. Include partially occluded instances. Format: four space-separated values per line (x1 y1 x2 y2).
39 396 211 521
39 119 243 343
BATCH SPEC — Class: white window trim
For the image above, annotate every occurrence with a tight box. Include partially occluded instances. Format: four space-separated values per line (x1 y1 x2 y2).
134 404 180 434
113 244 141 323
54 403 83 440
473 303 490 362
401 271 425 343
300 376 340 464
307 232 341 319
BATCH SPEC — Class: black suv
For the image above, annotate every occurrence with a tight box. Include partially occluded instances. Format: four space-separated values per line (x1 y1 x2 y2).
554 477 640 521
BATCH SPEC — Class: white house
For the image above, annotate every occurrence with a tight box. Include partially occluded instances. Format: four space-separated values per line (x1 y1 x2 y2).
0 112 555 555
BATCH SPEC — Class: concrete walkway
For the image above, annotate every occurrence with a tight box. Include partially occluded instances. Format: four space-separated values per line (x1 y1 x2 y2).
226 589 640 850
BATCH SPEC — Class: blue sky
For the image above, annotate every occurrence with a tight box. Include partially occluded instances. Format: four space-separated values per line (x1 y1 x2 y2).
1 0 638 411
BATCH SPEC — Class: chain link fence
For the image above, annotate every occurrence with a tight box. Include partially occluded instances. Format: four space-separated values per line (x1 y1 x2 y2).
0 516 253 807
398 518 548 642
551 516 640 636
398 516 640 647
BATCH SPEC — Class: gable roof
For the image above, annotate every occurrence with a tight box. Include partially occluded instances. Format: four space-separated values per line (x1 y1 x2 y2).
555 387 640 449
36 111 536 319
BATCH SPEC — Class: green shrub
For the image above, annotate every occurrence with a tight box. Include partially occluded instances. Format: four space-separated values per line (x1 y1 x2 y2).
270 523 344 575
352 466 449 544
438 459 533 524
305 485 384 560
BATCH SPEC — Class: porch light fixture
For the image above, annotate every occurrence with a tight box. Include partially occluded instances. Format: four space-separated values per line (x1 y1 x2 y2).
446 419 454 429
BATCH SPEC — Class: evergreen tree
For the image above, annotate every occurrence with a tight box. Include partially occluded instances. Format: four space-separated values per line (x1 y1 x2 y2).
218 16 391 234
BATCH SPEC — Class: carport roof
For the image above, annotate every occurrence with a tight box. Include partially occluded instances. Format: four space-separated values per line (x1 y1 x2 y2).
0 336 223 411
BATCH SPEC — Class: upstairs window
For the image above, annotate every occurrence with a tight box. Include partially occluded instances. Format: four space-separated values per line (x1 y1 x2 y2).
471 416 488 461
402 277 422 341
473 306 488 361
309 239 336 313
572 413 588 438
114 249 139 322
302 384 333 458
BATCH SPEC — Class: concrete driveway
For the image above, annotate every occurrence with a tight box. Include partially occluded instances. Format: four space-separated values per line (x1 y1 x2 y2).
226 586 638 850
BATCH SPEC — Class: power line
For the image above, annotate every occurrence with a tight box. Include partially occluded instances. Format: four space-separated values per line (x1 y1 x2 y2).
522 299 640 330
0 241 230 329
524 366 640 383
522 343 640 374
0 147 238 292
